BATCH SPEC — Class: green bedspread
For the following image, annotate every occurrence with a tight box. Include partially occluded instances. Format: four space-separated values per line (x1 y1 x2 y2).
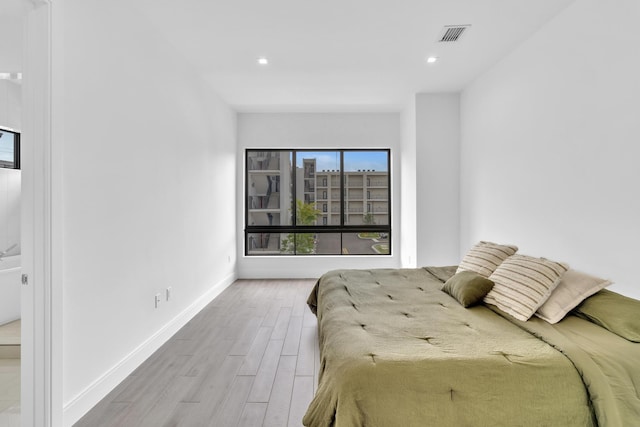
304 267 640 427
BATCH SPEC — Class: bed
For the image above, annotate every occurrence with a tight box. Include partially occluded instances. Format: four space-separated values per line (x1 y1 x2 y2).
303 266 640 427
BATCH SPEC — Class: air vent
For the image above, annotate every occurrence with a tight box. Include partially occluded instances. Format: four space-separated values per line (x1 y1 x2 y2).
438 25 470 42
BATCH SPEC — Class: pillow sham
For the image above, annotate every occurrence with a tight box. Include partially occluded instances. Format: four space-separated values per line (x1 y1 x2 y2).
535 270 611 324
456 241 518 278
573 289 640 342
442 271 495 308
484 254 568 321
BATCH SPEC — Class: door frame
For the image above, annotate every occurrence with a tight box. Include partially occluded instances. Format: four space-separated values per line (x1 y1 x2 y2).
22 0 62 425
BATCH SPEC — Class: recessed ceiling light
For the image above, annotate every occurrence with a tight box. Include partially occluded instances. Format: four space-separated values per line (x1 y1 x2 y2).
257 57 269 66
426 56 438 64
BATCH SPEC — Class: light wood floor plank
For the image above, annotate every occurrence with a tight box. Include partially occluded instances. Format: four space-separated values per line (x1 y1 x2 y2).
213 375 254 427
296 327 316 377
238 402 267 427
134 376 199 427
229 316 264 356
74 279 318 427
313 328 321 395
170 356 246 426
181 338 235 378
73 401 131 427
112 353 192 404
292 286 308 317
237 326 273 376
282 315 303 356
181 355 244 404
263 355 297 427
271 307 293 340
288 376 315 427
261 302 282 328
302 303 317 328
247 339 284 403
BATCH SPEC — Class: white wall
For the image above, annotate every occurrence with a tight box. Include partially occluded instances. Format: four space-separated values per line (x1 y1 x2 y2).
0 4 22 74
461 0 640 298
415 93 460 266
0 80 21 130
237 112 402 278
400 97 417 267
59 1 237 424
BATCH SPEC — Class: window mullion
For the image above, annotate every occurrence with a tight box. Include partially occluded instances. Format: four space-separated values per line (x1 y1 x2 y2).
340 150 344 227
292 150 297 227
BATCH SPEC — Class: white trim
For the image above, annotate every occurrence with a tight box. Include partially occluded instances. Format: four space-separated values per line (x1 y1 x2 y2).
22 0 58 426
62 272 237 426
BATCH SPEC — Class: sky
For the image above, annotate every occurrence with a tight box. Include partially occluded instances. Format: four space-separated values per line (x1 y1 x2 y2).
295 150 388 172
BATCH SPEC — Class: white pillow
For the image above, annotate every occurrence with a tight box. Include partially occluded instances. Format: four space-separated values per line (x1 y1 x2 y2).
484 254 568 321
457 241 518 278
535 270 611 324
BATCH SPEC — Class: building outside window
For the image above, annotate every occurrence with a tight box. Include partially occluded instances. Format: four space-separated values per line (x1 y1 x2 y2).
0 127 20 169
245 149 390 255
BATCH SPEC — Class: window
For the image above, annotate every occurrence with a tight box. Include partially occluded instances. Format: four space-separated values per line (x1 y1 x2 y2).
0 128 20 169
245 149 390 255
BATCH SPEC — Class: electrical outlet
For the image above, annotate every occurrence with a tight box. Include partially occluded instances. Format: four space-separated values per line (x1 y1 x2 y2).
166 287 172 302
155 293 162 309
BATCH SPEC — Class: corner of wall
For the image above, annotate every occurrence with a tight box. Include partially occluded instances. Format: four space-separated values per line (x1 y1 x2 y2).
415 93 461 266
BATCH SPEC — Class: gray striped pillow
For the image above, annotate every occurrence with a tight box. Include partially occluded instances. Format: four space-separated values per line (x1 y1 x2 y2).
456 241 518 278
484 255 569 321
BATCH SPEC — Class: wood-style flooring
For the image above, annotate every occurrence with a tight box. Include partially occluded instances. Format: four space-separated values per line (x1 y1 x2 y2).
75 279 319 427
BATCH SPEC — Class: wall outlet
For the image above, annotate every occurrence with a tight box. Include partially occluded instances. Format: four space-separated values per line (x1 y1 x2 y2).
166 287 172 302
155 293 162 309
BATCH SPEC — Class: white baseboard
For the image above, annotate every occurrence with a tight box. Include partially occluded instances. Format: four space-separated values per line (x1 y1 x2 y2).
62 271 237 426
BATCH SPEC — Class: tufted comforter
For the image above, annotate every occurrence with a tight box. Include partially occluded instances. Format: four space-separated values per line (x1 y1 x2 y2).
304 267 640 427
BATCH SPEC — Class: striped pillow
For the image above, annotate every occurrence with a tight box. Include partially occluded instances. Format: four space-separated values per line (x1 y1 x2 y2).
484 255 569 321
456 241 518 278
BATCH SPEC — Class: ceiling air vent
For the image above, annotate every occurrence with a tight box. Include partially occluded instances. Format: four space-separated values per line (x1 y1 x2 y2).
438 25 470 42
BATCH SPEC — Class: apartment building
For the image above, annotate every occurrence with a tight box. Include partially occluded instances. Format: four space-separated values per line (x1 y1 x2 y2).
315 168 389 226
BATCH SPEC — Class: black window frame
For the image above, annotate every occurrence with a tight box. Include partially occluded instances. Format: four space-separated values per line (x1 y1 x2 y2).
245 148 391 256
0 127 20 170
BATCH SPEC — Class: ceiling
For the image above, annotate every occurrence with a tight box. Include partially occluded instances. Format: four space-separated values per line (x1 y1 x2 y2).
2 0 577 111
131 0 576 111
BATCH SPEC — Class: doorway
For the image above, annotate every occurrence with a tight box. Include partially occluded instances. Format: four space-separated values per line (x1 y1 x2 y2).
0 1 24 424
